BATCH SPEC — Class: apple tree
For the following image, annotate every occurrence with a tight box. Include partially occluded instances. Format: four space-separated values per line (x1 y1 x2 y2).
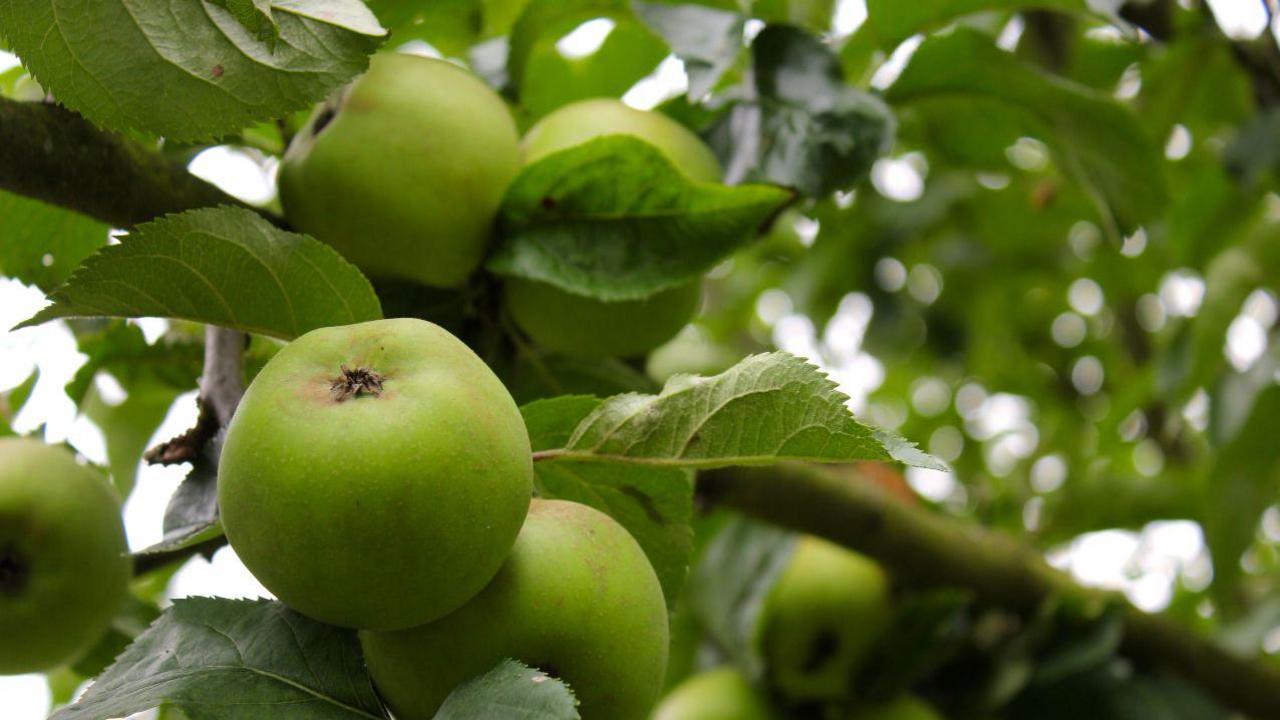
1 1 1280 719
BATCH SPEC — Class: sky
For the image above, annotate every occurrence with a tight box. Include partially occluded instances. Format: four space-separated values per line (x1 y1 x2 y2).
1 1 1275 717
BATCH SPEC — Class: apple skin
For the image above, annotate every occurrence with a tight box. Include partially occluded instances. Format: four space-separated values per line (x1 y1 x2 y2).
360 499 669 720
507 98 720 358
760 536 890 702
278 52 520 288
505 277 702 359
217 318 533 630
522 98 722 183
854 696 944 720
652 668 777 720
0 438 130 674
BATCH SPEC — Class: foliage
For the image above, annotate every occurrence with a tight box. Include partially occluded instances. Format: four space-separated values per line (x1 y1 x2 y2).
3 0 1280 717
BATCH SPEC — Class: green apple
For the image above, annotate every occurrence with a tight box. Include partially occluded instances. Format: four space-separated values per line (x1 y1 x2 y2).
218 318 533 630
360 499 669 720
505 277 702 359
855 696 944 720
522 98 722 183
759 536 890 702
0 438 130 674
505 98 720 358
652 668 777 720
278 52 520 288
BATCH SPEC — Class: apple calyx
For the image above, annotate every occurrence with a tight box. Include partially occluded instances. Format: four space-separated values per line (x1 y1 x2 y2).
0 544 28 596
330 365 385 402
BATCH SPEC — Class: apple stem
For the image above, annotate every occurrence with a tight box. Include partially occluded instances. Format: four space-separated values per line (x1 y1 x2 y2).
330 365 385 402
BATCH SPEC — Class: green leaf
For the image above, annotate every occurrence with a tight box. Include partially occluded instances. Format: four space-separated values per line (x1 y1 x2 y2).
18 206 383 340
434 659 580 720
506 0 628 94
714 24 895 197
135 431 225 557
365 0 483 56
50 598 385 720
538 352 944 469
490 136 794 301
0 0 384 140
524 395 694 607
71 594 163 680
886 29 1167 234
862 0 1095 48
0 191 108 292
632 1 744 99
83 380 179 496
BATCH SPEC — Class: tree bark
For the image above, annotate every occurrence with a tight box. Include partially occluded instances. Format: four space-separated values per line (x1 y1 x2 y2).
0 97 262 228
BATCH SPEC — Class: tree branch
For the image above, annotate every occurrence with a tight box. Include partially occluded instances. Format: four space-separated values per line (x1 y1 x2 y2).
0 97 269 228
699 463 1280 719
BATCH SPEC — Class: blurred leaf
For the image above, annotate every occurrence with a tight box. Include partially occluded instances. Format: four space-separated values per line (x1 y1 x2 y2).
18 207 383 340
51 598 385 720
0 0 384 140
491 135 793 301
506 0 628 93
0 191 109 292
713 24 896 196
520 18 667 120
633 1 744 99
751 0 834 30
82 380 179 496
65 323 202 405
366 0 482 55
887 28 1167 234
857 589 974 701
861 0 1096 48
435 659 580 719
1225 108 1280 187
1202 384 1280 604
687 516 796 679
523 395 694 607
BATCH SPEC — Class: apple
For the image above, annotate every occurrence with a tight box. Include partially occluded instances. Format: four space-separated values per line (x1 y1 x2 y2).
759 536 890 702
278 52 520 288
0 438 130 674
217 318 533 630
855 696 944 720
652 667 777 720
504 277 702 359
505 98 721 358
521 98 722 183
360 499 669 720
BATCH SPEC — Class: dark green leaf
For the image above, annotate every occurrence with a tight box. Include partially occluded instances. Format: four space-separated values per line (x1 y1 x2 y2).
0 0 384 140
18 207 383 340
366 0 482 56
491 136 793 301
713 24 895 196
862 0 1095 48
51 598 385 720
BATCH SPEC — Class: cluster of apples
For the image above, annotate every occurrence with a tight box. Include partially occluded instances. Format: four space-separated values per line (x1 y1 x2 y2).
0 438 131 675
279 52 721 359
217 317 668 719
655 537 944 720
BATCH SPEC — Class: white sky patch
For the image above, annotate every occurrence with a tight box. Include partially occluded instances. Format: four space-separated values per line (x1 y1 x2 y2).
871 34 924 90
623 55 688 110
871 153 927 202
0 674 49 720
0 50 19 73
1207 0 1269 39
556 18 615 59
187 147 276 206
833 0 868 37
